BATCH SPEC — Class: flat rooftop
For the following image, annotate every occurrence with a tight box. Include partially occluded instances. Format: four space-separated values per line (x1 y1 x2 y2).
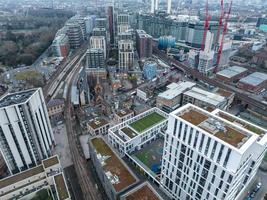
0 165 44 189
91 138 137 192
0 89 36 108
184 87 226 107
217 111 266 136
121 127 138 138
54 173 69 200
88 118 109 129
123 182 162 200
239 72 267 86
116 109 134 118
216 88 234 98
129 112 166 133
158 81 196 100
178 106 251 148
42 155 59 169
217 66 247 78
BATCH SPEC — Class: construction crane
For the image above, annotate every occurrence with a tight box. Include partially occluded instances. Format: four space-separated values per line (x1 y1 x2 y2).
201 0 212 51
216 0 224 46
215 0 232 72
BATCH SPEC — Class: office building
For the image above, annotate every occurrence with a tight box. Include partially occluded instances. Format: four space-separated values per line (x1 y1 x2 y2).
108 107 168 156
114 109 134 124
51 34 70 58
118 24 131 34
90 36 106 59
0 88 54 174
117 14 129 25
118 40 134 71
143 61 157 80
92 27 107 38
216 66 248 83
108 5 115 44
160 104 267 200
156 82 196 112
237 72 267 93
182 87 227 110
86 48 105 69
66 22 83 49
95 18 107 29
87 118 110 136
0 155 70 200
136 30 153 60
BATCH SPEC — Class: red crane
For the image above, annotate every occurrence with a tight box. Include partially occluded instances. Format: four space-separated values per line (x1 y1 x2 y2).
201 0 212 51
215 0 232 72
216 0 224 46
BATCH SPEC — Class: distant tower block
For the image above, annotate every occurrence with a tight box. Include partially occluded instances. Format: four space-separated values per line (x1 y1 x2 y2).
167 0 172 14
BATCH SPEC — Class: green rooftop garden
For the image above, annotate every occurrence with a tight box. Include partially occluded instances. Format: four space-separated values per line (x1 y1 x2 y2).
129 112 166 133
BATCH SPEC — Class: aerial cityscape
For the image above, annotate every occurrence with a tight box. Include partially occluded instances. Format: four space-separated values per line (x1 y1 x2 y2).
0 0 267 200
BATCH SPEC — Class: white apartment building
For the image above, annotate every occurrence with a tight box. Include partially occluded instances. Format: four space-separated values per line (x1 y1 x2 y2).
0 88 55 174
87 118 110 136
108 107 168 156
118 40 134 71
90 36 106 59
114 109 134 124
160 104 267 200
0 155 70 200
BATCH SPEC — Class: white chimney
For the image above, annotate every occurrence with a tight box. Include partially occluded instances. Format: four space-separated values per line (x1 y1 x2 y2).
167 0 172 14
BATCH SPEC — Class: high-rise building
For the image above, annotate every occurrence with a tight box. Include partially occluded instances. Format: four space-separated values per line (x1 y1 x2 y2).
118 40 134 71
90 36 106 59
0 88 55 174
92 27 107 38
136 30 153 60
66 22 84 49
51 34 70 58
95 18 107 29
107 5 115 44
117 14 129 25
86 48 105 69
160 104 267 200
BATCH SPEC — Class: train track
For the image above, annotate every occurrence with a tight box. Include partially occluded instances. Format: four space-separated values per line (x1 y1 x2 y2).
65 59 101 200
153 48 267 115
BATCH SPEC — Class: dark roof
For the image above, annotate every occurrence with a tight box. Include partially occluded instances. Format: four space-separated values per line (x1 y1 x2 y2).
47 98 65 108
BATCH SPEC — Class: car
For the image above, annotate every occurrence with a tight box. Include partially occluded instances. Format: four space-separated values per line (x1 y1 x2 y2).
250 191 256 198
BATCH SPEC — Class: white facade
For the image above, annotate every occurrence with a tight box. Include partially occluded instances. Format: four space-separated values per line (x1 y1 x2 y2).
0 88 55 174
160 104 267 200
108 108 168 156
118 40 134 71
90 36 107 59
0 155 70 200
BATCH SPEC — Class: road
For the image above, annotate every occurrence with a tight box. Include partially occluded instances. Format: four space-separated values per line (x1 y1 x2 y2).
64 58 102 200
153 48 267 116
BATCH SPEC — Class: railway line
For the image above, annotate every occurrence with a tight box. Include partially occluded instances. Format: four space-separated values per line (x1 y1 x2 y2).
153 48 267 115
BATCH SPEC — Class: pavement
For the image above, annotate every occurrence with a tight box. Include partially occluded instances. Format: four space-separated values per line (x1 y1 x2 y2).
53 123 73 168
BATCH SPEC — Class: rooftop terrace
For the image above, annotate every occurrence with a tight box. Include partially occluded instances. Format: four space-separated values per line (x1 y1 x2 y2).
178 107 251 148
42 155 59 169
88 118 109 129
91 138 137 192
121 127 137 138
129 112 166 133
54 173 69 200
0 89 36 108
116 109 134 118
124 183 162 200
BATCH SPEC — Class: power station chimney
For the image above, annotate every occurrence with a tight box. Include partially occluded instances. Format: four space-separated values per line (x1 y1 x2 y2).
167 0 172 14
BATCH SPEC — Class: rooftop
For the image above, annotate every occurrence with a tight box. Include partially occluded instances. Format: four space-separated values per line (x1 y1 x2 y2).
184 87 226 107
121 127 137 138
54 173 69 200
158 82 196 100
123 182 162 200
88 118 109 129
116 109 134 118
42 155 59 169
0 165 44 189
129 112 166 133
177 106 251 148
0 89 37 108
239 72 267 86
217 111 266 136
91 138 137 192
217 66 247 78
47 98 65 108
216 88 234 98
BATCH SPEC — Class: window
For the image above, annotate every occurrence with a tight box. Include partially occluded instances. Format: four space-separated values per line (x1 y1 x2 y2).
193 131 199 148
217 145 225 163
199 134 205 152
204 137 211 155
173 119 178 136
211 141 217 160
213 165 217 173
223 149 231 167
220 170 225 179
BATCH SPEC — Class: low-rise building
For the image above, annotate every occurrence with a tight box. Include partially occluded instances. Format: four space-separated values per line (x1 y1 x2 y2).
108 107 168 156
115 109 134 123
237 72 267 93
47 98 65 118
137 86 153 102
216 66 248 83
182 87 228 110
89 137 139 200
87 118 110 136
0 155 70 200
156 82 196 112
52 34 70 58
